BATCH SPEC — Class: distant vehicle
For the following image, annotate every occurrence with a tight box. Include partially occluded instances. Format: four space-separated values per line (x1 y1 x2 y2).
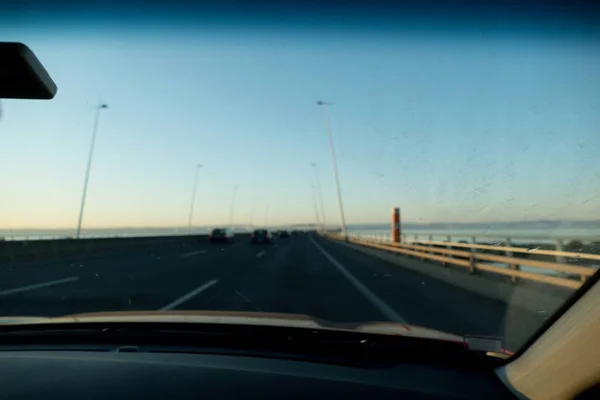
251 229 272 245
209 228 234 243
279 230 290 238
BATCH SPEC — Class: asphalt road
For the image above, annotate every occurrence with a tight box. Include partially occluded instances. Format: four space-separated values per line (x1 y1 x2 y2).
0 234 550 351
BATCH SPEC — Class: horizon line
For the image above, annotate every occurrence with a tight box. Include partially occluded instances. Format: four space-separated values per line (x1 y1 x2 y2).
3 218 600 231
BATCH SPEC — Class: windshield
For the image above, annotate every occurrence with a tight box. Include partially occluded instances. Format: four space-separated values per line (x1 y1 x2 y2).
1 0 599 357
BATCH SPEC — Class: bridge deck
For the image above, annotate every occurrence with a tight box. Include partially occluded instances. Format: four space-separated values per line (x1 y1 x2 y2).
0 234 565 352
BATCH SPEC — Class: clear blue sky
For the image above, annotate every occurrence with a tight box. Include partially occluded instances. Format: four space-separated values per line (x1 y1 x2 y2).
1 23 599 229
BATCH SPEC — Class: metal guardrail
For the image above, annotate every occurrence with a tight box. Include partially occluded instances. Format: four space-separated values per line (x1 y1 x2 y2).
322 232 598 290
345 231 600 264
400 231 600 242
0 232 209 241
0 227 264 242
1 234 189 241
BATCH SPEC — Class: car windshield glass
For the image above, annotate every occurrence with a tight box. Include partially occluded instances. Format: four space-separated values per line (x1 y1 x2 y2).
1 0 598 358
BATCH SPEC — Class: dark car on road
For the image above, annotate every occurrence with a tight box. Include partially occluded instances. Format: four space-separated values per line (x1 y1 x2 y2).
251 229 272 245
279 230 290 238
209 228 234 243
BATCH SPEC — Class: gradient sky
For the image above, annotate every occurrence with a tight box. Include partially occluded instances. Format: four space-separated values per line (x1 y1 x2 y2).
1 19 599 230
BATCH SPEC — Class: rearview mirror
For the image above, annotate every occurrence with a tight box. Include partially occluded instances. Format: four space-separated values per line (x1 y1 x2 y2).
0 42 57 100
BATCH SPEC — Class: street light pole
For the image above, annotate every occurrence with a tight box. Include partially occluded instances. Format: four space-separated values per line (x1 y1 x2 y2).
317 101 348 238
187 164 202 235
229 185 239 229
310 162 326 231
76 103 108 239
249 196 256 228
310 185 321 230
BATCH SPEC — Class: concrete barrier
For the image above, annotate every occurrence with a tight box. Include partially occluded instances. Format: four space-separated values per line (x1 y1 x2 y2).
0 235 212 267
323 236 576 316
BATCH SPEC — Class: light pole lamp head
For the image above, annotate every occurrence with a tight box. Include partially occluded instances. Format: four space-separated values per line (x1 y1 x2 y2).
99 104 108 109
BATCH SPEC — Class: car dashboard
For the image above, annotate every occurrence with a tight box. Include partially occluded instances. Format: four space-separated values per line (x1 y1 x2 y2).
0 347 516 399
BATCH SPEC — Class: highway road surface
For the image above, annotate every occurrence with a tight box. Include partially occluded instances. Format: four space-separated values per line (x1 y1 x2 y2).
0 234 550 351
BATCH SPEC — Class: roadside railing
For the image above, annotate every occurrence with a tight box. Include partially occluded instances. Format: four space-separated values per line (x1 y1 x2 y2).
322 232 599 289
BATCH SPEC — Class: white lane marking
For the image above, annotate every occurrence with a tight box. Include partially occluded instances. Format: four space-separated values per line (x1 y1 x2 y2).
235 290 263 312
0 276 80 297
159 279 218 310
309 236 406 323
255 251 266 258
181 250 206 257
